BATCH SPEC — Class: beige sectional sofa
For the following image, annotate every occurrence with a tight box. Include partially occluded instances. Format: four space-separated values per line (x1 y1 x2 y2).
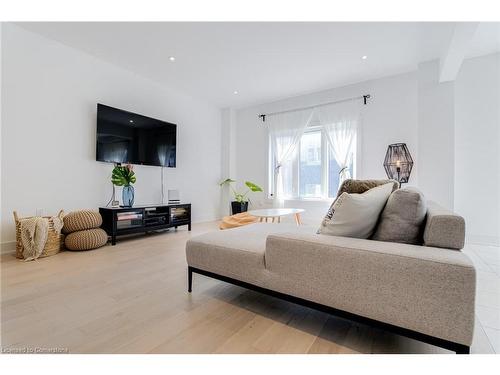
186 202 475 354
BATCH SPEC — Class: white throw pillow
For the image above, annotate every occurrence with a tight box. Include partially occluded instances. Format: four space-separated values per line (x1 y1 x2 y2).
318 183 394 239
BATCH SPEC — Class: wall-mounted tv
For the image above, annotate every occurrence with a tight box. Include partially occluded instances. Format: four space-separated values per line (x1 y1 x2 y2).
96 104 177 167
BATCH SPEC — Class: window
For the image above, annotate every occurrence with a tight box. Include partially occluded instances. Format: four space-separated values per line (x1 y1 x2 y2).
299 130 322 198
271 127 356 200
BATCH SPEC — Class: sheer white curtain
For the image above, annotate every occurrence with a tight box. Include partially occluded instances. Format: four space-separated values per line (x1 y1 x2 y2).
268 108 314 204
317 100 360 185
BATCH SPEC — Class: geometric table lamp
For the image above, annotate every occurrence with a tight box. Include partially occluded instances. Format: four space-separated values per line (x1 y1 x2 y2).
383 143 414 186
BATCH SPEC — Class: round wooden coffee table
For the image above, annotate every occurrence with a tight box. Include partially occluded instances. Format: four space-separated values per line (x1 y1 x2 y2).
247 208 305 225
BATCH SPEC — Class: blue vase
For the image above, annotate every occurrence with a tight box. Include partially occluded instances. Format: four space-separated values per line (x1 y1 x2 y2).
122 185 135 207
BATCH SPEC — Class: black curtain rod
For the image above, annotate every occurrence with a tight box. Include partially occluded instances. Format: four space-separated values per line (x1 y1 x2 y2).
258 94 370 122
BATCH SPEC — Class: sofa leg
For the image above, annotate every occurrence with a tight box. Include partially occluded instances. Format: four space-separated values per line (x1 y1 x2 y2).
455 345 470 354
188 267 193 293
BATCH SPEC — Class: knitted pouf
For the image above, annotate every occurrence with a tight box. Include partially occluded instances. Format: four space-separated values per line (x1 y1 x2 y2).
63 210 102 234
65 228 108 251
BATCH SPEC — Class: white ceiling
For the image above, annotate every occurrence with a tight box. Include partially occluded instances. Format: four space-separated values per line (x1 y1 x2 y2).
16 22 500 109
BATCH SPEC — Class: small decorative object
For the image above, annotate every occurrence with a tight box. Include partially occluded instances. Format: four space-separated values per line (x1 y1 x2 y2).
219 178 263 214
383 143 414 186
111 184 120 207
111 164 137 207
122 185 135 207
168 189 180 204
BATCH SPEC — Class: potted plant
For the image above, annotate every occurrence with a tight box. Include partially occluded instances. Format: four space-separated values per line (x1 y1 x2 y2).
219 178 263 214
112 164 137 207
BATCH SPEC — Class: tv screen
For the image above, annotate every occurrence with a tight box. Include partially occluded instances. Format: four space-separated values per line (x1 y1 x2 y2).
96 104 176 167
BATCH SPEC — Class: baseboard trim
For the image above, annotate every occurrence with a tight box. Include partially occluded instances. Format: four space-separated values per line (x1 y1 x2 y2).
191 216 221 224
1 241 16 255
0 216 220 255
466 235 500 247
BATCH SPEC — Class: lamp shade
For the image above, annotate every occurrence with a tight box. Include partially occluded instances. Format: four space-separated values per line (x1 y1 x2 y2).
383 143 413 184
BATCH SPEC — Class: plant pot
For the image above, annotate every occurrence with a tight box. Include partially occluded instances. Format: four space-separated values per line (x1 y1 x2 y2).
231 201 248 215
122 185 135 207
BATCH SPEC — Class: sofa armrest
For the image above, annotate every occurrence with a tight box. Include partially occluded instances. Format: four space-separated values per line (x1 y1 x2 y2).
264 232 476 346
424 202 465 250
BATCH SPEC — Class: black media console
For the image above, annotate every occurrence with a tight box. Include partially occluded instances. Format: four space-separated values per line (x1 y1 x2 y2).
99 203 191 245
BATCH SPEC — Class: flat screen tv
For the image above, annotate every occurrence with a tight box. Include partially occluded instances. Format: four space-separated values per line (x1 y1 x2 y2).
96 104 177 167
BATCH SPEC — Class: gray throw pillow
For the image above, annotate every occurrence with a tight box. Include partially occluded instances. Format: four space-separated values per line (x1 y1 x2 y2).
372 187 427 245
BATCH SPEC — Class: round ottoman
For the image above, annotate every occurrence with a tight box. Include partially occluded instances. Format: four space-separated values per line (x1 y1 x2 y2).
65 228 108 251
63 210 102 234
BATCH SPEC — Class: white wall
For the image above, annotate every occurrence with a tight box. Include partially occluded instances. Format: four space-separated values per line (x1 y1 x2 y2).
455 53 500 245
234 72 419 224
1 24 222 247
220 108 237 216
0 25 3 247
417 60 455 209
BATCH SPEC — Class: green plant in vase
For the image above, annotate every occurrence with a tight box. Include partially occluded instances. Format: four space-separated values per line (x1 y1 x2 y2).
112 164 137 207
219 178 263 214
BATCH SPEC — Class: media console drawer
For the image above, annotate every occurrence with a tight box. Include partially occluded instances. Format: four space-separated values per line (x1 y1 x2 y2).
99 204 191 245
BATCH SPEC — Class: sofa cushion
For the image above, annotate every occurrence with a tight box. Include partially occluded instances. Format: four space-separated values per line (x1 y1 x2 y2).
186 223 316 286
372 187 427 245
318 183 393 238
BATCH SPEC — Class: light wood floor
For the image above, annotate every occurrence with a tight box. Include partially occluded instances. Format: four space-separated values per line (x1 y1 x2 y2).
1 222 498 354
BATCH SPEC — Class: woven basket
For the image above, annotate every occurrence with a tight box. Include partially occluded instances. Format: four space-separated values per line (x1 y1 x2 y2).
14 210 65 259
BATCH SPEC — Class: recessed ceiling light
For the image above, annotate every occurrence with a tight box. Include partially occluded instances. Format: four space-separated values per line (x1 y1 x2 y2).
233 90 239 95
129 120 134 123
169 56 176 62
361 55 368 60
